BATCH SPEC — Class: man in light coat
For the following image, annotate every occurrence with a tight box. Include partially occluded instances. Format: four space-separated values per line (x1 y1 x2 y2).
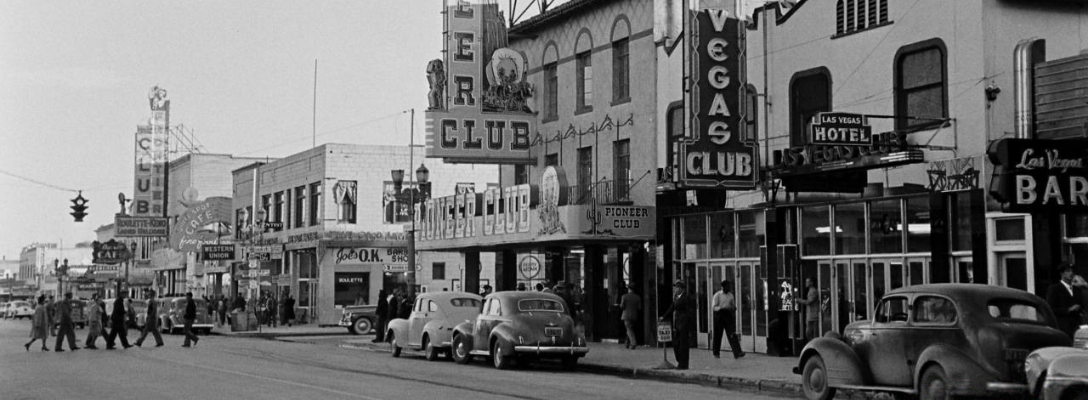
84 294 104 349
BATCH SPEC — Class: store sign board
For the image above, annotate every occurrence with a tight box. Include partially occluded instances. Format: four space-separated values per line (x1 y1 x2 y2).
678 8 757 189
809 113 872 146
518 255 541 280
115 216 169 237
332 247 408 265
988 138 1088 212
133 90 169 217
771 131 922 176
92 240 131 265
201 244 236 261
424 2 535 164
170 197 233 251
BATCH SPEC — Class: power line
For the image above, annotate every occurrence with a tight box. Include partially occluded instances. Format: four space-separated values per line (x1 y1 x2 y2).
0 169 79 193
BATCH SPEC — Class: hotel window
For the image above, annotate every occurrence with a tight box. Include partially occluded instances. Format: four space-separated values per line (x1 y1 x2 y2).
790 68 831 147
612 38 630 103
544 63 558 121
294 185 306 228
895 39 947 131
577 146 593 204
335 181 357 224
273 192 285 223
514 164 528 185
836 0 889 36
613 139 630 201
309 182 321 226
576 51 593 114
432 262 446 280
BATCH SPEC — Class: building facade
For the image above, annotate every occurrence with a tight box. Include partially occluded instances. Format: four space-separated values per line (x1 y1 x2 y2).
231 143 497 325
18 243 94 298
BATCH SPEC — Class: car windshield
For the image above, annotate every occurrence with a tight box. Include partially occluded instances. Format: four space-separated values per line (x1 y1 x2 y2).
987 298 1052 325
449 298 481 308
517 299 565 313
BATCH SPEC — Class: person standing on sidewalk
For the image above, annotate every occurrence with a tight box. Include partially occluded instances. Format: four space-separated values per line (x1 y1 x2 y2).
660 280 695 370
53 292 80 352
25 295 50 352
134 290 164 347
712 280 745 359
373 289 388 343
796 278 819 341
283 294 296 327
105 291 132 350
181 292 200 347
620 284 641 349
84 294 103 349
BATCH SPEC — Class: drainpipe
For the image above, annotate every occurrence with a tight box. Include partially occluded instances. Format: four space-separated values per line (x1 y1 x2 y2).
1013 38 1045 139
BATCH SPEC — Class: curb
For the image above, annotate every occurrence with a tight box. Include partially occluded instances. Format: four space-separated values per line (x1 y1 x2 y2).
212 330 353 339
340 341 803 396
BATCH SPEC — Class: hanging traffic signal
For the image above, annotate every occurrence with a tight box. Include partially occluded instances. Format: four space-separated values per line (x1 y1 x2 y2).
70 191 88 222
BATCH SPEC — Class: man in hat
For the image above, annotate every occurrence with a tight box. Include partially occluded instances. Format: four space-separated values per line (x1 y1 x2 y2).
660 280 696 369
134 289 164 347
53 292 80 352
1046 263 1085 339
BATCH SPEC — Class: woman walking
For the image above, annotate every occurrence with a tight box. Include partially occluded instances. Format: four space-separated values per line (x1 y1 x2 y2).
25 295 50 351
84 294 104 349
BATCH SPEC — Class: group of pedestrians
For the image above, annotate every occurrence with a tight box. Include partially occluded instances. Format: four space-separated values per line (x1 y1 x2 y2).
659 279 745 370
371 288 416 343
22 290 202 352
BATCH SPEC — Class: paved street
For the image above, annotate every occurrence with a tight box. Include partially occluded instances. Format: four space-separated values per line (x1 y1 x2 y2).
0 320 793 400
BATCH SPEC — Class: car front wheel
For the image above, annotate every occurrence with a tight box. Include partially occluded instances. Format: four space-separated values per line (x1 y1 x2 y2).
452 334 471 364
351 317 371 335
389 332 402 358
919 365 949 400
492 339 512 370
801 354 836 400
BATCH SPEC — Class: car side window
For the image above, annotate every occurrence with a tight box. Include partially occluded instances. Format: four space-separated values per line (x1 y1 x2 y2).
427 300 438 312
486 299 502 316
875 296 909 323
913 296 956 324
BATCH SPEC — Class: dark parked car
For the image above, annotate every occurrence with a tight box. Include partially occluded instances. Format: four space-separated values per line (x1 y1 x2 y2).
339 304 379 335
795 283 1070 400
450 291 588 370
1026 327 1088 400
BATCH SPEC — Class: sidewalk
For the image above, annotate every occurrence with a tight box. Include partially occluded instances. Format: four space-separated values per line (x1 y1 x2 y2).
210 322 350 338
341 338 804 397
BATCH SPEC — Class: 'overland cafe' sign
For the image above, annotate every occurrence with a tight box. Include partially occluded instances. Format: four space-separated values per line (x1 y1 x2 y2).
988 138 1088 212
678 8 757 189
133 86 170 217
425 1 535 164
170 197 232 252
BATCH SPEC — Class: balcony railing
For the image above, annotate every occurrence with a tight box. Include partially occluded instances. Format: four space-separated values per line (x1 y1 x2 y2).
566 178 633 205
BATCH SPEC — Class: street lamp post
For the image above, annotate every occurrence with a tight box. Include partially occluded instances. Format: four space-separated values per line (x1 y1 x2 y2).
391 164 430 294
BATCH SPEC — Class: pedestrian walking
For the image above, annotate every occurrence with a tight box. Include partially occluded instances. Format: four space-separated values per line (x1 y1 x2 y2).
134 290 164 347
24 295 50 352
181 292 200 347
85 294 104 349
711 280 745 359
796 278 819 341
53 292 80 352
619 284 641 349
283 294 296 327
46 295 56 337
1046 264 1085 340
218 296 228 327
104 291 132 350
373 289 388 343
266 295 278 328
660 280 695 370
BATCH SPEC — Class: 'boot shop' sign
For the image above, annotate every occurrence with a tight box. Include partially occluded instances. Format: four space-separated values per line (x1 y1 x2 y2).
988 138 1088 212
677 8 757 189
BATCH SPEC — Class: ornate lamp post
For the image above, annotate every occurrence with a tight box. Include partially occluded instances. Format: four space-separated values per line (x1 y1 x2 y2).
391 163 431 294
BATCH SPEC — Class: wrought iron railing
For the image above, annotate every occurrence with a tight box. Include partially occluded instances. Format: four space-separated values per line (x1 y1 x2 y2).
566 178 633 205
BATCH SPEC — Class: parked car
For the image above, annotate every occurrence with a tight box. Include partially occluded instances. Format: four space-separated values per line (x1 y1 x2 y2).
157 297 214 334
450 291 588 370
103 298 147 330
387 292 483 361
130 299 148 330
795 283 1070 400
1026 327 1088 400
0 302 8 318
52 299 87 329
8 300 33 319
339 304 379 335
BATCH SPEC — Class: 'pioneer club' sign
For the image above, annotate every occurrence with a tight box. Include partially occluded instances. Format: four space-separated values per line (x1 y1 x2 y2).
988 138 1088 212
678 8 757 189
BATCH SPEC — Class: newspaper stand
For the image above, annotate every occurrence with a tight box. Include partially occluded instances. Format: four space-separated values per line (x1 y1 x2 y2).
653 321 676 370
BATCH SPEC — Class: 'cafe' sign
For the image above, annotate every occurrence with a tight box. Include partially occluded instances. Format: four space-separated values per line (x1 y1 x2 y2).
988 138 1088 212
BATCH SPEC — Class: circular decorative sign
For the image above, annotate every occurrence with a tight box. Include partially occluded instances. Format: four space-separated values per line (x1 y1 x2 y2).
518 255 542 280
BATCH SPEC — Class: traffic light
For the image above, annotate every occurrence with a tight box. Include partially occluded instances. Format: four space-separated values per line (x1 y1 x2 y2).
70 191 88 222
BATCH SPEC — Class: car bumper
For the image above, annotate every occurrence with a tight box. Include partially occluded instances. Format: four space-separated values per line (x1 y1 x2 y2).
514 345 590 356
338 321 351 327
984 382 1028 394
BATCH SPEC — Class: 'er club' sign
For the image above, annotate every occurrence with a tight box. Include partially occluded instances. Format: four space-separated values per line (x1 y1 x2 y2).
678 8 758 189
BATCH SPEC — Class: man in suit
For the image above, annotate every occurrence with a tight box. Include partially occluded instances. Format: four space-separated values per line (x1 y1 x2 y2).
660 280 696 370
53 292 80 352
105 291 132 349
134 289 164 347
1046 264 1085 340
620 284 641 349
182 292 200 348
372 289 388 343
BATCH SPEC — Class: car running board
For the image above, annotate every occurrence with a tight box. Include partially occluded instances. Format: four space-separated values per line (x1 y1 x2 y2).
833 384 916 395
469 350 490 356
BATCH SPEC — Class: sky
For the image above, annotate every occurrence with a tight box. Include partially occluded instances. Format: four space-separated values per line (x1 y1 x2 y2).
0 1 462 260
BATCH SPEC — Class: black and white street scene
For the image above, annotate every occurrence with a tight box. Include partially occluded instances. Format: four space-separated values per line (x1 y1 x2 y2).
3 1 1088 399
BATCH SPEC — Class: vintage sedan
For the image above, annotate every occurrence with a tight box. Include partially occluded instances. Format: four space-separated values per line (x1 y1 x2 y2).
339 304 379 335
157 297 214 334
386 292 482 361
8 301 33 319
450 291 588 370
796 283 1071 400
1026 327 1088 400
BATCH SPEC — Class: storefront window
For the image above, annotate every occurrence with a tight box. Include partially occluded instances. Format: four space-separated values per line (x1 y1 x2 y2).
836 202 866 255
683 215 707 259
906 196 931 253
950 192 972 251
801 206 831 255
738 211 764 258
334 272 370 306
1066 214 1088 238
869 199 903 254
994 218 1025 242
709 213 735 259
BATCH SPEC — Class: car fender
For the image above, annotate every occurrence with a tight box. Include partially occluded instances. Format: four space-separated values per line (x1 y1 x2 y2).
796 336 869 386
1026 347 1074 396
915 343 998 396
452 321 476 350
489 323 518 353
423 319 453 346
387 318 409 345
1043 352 1088 400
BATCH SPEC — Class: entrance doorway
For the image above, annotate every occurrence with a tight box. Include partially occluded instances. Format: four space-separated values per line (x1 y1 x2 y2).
997 252 1029 292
